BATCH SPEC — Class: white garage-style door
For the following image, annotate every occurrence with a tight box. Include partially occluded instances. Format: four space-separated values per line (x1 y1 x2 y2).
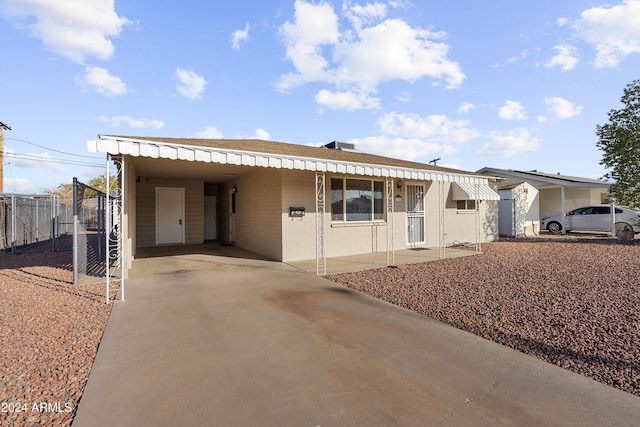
156 187 185 245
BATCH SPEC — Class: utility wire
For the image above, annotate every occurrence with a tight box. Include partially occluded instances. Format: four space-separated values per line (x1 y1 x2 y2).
5 137 102 159
2 152 104 168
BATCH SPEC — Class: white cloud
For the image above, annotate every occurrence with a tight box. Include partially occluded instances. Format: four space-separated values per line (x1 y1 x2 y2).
277 0 465 110
478 128 541 157
3 178 37 193
99 115 164 129
195 126 224 139
544 97 583 119
0 0 130 63
498 100 527 120
350 135 454 162
377 112 479 143
343 1 387 31
397 91 411 102
545 44 579 71
574 0 640 67
253 128 271 140
78 66 127 96
458 102 475 114
176 68 207 99
315 89 380 110
231 23 250 50
3 148 65 173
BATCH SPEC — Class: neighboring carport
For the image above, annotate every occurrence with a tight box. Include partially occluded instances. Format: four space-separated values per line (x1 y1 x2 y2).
73 250 640 426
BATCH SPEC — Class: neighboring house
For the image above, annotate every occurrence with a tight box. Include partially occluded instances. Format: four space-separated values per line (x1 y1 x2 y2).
477 167 611 235
89 135 500 275
497 182 539 237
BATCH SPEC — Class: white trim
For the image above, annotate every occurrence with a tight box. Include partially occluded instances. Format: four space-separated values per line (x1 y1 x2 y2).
88 136 493 185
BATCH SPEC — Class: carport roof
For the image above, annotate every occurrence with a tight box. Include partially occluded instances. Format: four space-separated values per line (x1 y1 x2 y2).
89 135 496 185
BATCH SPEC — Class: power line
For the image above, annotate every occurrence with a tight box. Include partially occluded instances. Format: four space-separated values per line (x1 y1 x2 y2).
2 152 104 168
5 137 102 159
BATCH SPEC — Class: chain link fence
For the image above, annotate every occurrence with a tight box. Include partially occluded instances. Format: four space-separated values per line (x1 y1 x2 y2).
0 193 72 254
72 178 107 284
1 179 107 285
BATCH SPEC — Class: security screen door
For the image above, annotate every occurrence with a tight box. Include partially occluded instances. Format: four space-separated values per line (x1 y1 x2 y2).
406 183 425 246
156 187 185 245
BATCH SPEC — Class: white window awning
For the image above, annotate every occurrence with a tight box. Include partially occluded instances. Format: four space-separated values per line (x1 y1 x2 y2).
452 182 500 201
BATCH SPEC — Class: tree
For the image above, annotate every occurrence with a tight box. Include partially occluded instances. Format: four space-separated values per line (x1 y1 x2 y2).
48 174 118 198
596 79 640 208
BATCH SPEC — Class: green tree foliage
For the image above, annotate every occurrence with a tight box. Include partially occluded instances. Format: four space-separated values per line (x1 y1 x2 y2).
596 79 640 208
48 174 118 198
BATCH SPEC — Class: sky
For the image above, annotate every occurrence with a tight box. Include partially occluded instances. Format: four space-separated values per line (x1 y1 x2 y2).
1 0 640 193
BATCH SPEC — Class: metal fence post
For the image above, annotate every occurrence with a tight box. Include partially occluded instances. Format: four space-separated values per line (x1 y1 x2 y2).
11 194 16 254
73 178 79 285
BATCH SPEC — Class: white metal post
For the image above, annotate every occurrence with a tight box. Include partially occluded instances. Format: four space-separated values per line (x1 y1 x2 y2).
386 177 395 266
560 186 566 235
315 172 326 275
438 181 446 258
120 158 125 301
106 160 110 304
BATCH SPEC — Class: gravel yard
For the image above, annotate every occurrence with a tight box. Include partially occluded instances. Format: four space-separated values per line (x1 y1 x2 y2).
0 248 117 427
328 237 640 396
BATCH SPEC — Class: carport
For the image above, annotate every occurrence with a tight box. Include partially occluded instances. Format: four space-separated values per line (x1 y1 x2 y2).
89 135 499 302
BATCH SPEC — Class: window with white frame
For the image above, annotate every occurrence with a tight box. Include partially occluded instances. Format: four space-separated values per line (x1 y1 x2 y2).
456 199 476 210
331 178 385 221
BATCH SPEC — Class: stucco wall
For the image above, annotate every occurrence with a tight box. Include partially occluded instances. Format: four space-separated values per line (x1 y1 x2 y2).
123 159 136 269
423 182 498 246
280 172 407 261
279 173 496 262
135 178 204 247
220 168 283 261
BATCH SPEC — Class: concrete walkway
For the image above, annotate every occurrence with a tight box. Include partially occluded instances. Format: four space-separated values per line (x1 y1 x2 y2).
73 246 640 426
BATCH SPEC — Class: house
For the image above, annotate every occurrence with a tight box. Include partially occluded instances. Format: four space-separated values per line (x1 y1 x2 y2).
496 181 539 237
89 135 500 275
477 167 612 235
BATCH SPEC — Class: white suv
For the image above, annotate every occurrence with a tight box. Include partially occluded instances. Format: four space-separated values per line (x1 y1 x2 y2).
541 205 640 235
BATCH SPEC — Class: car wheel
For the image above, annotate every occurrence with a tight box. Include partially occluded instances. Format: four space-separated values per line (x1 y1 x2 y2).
615 222 633 232
547 221 562 234
615 222 634 241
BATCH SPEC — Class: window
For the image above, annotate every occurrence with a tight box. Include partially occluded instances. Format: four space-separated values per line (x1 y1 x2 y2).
331 178 385 221
456 200 476 210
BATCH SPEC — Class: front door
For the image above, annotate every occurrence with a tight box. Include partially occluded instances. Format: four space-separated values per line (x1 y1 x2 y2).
156 187 185 245
406 183 425 246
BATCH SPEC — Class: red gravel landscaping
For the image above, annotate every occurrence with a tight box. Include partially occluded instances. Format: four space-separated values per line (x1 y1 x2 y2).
328 237 640 396
0 249 117 427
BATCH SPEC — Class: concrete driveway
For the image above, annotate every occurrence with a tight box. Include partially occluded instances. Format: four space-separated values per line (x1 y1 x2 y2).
73 247 640 426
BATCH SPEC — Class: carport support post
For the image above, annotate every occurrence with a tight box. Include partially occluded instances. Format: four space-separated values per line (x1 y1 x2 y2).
560 186 566 235
438 181 446 258
386 177 395 266
315 172 326 275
